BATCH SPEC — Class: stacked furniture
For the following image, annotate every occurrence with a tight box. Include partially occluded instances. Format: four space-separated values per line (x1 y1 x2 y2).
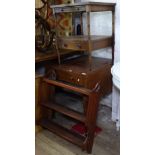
37 2 116 153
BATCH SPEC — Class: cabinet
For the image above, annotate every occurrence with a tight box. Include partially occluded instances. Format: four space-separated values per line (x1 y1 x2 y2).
51 55 112 96
38 2 116 154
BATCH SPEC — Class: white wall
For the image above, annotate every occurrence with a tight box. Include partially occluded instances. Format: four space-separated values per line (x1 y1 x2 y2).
114 0 120 63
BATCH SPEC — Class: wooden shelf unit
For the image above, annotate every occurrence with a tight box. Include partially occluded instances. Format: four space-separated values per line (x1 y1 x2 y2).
51 2 116 63
38 77 101 153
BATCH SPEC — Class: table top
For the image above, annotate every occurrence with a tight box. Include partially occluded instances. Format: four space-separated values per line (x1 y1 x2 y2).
51 2 116 8
35 50 84 63
52 55 112 74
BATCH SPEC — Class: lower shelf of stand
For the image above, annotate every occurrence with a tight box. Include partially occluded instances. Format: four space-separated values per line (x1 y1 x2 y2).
40 102 86 123
38 118 85 147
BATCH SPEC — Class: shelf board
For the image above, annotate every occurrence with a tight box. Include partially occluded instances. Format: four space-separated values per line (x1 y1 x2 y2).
38 118 85 147
35 49 84 63
59 35 111 41
40 102 86 123
52 56 112 73
58 35 113 51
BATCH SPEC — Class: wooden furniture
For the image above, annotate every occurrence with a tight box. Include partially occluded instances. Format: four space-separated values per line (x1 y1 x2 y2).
51 2 115 64
37 1 115 154
50 55 112 96
38 77 100 153
47 55 112 115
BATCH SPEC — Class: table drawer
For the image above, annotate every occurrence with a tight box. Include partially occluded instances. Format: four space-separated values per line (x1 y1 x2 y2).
58 39 88 51
55 70 87 87
54 6 86 13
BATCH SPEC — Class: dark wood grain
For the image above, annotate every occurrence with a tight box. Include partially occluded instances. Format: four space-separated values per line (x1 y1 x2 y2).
40 102 86 122
50 56 112 96
43 78 92 96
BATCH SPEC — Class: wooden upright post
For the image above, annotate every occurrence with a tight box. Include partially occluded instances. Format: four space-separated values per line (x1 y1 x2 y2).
86 8 92 71
85 84 100 153
53 11 61 65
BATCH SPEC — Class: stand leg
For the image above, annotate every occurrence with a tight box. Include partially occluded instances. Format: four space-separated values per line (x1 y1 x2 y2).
85 92 100 153
87 12 92 71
